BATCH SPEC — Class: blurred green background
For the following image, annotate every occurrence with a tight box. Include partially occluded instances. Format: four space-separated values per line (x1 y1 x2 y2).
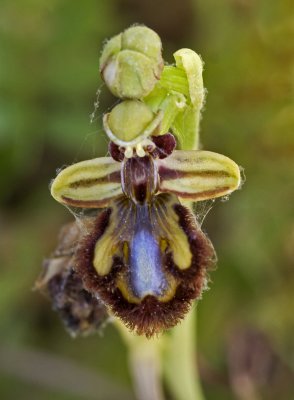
0 0 293 399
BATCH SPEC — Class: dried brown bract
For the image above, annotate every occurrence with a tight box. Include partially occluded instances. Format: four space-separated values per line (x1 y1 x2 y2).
36 222 109 337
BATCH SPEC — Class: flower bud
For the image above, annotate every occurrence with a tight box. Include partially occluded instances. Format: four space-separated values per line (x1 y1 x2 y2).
105 100 157 143
100 26 164 99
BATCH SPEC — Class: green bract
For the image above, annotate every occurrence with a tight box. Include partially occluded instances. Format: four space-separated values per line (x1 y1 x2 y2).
144 48 205 149
173 48 204 108
100 26 163 99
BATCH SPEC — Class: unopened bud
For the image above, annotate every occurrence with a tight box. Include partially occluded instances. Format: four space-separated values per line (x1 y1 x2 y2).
106 100 153 142
100 26 164 99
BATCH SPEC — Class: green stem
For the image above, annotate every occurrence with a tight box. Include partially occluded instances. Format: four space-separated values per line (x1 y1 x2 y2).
128 340 165 400
163 308 205 400
116 321 165 400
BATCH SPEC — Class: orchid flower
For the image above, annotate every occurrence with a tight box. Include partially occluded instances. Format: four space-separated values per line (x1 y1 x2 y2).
41 26 242 338
50 99 241 337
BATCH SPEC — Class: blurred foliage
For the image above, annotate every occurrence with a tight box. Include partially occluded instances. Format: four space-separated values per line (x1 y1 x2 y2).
0 0 293 399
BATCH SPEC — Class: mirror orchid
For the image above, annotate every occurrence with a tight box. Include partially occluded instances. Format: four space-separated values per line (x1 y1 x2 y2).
39 25 241 338
50 99 241 337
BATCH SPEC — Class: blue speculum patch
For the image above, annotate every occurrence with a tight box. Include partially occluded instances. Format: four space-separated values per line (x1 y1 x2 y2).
129 205 167 298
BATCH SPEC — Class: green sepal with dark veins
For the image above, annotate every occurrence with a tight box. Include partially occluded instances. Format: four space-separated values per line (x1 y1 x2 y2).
50 157 122 208
158 150 241 201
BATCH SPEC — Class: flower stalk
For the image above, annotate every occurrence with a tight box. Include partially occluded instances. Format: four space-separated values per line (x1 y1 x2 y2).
164 309 205 400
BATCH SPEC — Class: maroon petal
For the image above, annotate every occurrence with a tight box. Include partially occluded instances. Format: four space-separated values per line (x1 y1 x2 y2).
151 133 176 159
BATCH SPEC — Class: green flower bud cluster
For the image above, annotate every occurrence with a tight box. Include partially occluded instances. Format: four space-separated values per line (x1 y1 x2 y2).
100 25 205 150
100 26 164 145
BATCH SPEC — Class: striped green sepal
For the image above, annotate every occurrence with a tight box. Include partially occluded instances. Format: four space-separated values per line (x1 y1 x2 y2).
51 157 122 208
157 150 241 200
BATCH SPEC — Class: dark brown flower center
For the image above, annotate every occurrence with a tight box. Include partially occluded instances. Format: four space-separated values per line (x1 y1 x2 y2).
108 132 176 162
